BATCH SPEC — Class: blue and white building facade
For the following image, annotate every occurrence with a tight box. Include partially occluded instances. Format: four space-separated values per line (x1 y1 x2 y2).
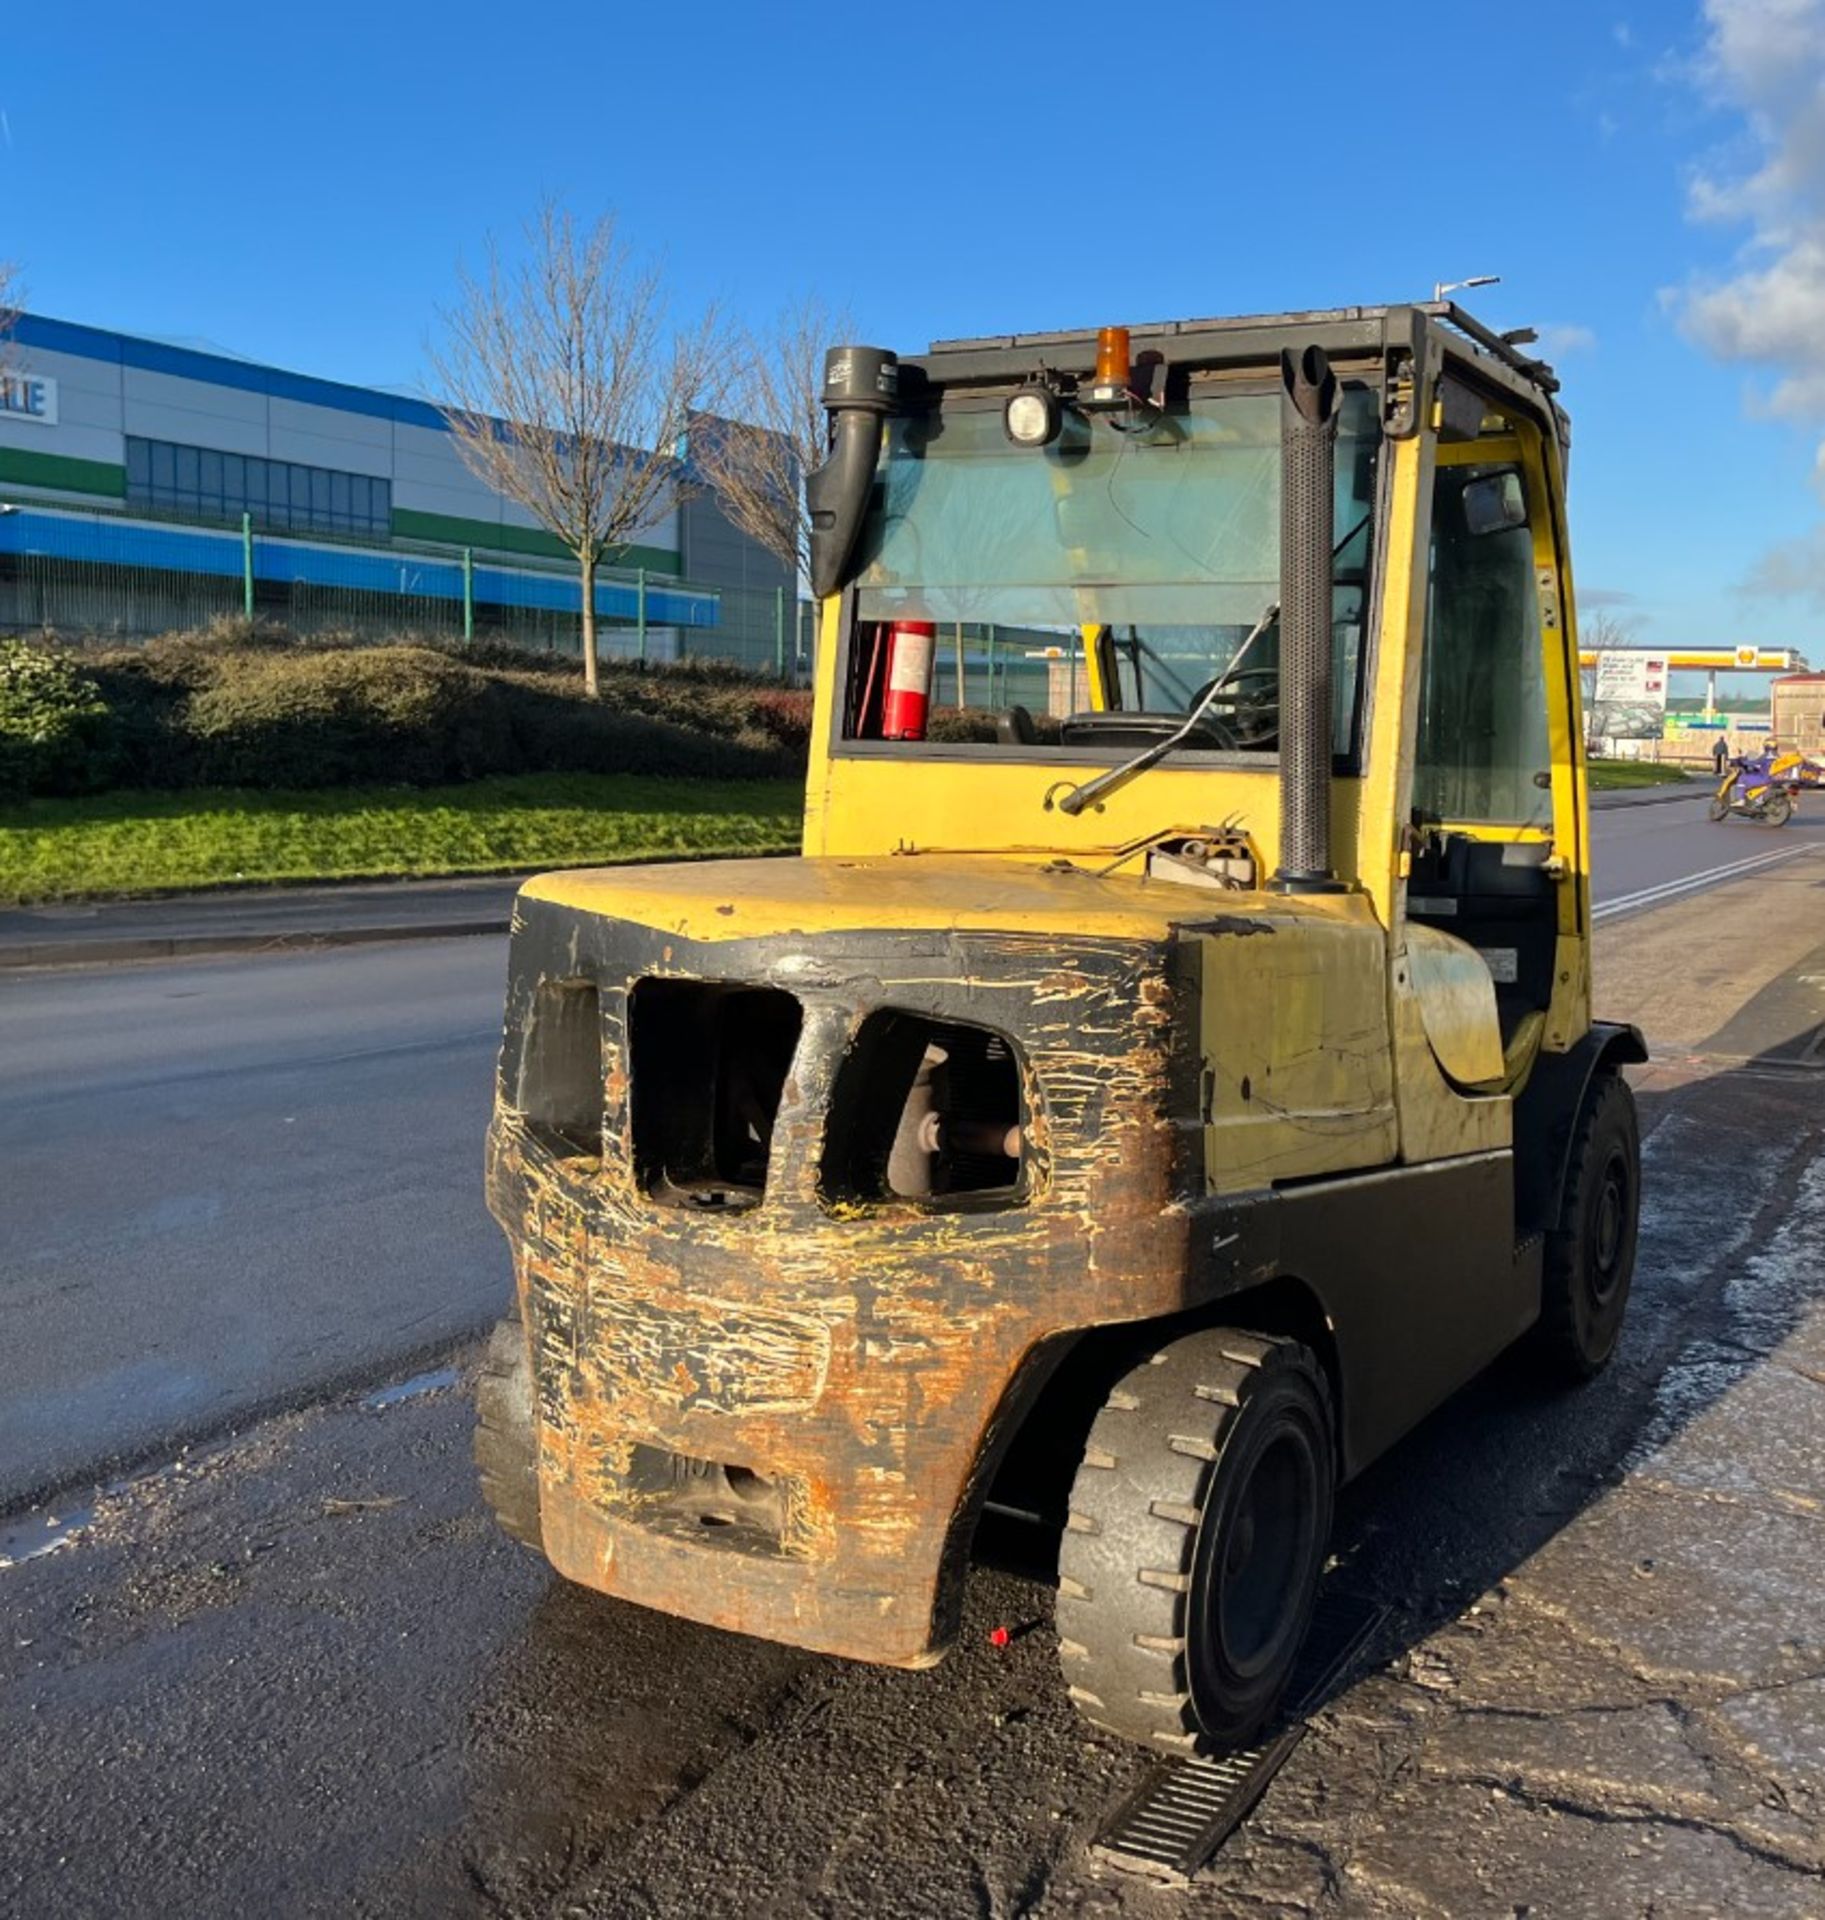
0 314 793 658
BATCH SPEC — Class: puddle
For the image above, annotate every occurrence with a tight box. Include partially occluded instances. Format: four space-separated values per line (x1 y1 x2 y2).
363 1366 461 1411
0 1505 94 1571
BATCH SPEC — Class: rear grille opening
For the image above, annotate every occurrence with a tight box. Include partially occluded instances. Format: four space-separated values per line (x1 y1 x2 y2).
823 1012 1026 1206
515 978 604 1158
624 1444 792 1551
628 980 802 1210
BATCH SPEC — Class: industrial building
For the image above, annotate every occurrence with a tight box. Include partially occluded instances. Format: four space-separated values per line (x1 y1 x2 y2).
1772 672 1825 757
0 313 795 666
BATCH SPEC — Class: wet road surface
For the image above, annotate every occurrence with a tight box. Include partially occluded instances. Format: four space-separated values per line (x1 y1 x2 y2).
3 801 1812 1516
0 938 511 1507
5 1002 1820 1916
3 831 1824 1915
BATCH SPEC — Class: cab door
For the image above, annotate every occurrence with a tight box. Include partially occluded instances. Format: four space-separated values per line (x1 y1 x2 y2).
1400 405 1587 1117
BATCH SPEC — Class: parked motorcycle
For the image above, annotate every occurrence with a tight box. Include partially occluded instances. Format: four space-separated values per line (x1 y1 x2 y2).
1710 751 1795 826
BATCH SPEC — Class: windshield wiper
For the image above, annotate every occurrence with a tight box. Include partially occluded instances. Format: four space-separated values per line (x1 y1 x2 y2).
1053 601 1279 818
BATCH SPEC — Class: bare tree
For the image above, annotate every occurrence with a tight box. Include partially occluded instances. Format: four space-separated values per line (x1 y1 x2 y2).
430 204 721 696
1582 610 1634 652
1579 610 1631 716
0 261 20 375
689 296 855 589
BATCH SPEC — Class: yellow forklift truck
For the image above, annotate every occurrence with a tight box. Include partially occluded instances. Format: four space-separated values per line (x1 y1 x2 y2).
477 304 1644 1754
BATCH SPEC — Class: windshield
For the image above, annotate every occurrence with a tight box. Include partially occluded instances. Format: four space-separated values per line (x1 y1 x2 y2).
844 381 1382 756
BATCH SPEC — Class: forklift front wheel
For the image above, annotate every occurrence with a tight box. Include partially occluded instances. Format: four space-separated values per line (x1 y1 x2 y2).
1055 1330 1334 1755
1535 1070 1640 1384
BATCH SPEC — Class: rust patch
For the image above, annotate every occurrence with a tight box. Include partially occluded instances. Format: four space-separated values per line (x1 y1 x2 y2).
486 904 1193 1668
1187 915 1277 938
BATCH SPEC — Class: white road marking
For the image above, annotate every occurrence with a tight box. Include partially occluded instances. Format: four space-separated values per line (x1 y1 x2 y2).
1593 842 1825 922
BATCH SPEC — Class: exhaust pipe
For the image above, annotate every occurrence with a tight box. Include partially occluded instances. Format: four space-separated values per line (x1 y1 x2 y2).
806 346 898 600
1273 344 1346 894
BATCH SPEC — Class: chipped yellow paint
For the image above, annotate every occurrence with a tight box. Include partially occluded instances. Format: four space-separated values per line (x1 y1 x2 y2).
524 850 1378 948
1196 901 1398 1195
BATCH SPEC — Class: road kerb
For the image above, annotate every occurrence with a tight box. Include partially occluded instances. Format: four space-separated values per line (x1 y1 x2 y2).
0 915 511 971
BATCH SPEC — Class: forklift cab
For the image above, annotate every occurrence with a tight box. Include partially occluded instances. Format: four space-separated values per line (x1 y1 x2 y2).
825 328 1585 1116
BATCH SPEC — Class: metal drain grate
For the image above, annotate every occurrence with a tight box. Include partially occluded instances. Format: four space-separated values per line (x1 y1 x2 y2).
1091 1590 1388 1885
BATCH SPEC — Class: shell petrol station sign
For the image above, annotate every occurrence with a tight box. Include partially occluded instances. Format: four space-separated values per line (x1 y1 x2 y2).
1578 646 1809 751
1576 647 1803 674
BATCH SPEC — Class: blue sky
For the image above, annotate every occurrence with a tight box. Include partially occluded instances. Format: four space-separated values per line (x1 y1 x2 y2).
3 0 1822 681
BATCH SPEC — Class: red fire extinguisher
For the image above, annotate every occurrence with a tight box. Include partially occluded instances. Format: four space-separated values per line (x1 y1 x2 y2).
881 621 936 740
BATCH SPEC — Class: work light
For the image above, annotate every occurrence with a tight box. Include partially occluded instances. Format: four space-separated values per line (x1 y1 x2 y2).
1003 386 1062 447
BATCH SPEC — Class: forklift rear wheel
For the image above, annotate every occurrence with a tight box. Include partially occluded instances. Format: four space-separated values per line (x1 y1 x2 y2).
1536 1070 1639 1384
1055 1330 1334 1755
474 1315 543 1550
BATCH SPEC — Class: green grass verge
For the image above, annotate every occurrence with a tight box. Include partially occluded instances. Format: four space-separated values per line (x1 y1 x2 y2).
1588 759 1693 790
0 773 805 902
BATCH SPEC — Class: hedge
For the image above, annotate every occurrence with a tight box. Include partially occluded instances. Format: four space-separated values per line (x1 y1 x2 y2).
0 639 116 798
0 624 816 797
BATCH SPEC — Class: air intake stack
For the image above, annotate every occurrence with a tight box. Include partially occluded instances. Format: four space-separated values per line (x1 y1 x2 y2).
1273 345 1346 893
806 346 897 600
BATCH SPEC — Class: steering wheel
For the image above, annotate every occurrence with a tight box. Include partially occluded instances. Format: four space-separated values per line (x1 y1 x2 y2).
1058 709 1241 751
1190 665 1279 750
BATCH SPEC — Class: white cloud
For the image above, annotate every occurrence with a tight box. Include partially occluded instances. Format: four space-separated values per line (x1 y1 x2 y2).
1535 323 1598 357
1679 3 1825 303
1673 0 1825 592
1614 21 1635 50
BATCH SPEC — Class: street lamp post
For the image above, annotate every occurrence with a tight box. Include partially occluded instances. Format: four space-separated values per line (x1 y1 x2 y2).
1433 274 1501 303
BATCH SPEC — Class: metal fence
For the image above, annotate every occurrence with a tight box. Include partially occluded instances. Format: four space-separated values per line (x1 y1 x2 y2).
0 502 808 679
914 623 1085 715
0 501 1107 707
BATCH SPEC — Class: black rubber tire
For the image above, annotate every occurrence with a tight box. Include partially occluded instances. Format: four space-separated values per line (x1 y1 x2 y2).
1535 1070 1640 1384
1765 791 1794 827
474 1315 543 1550
1055 1331 1334 1755
1707 796 1730 823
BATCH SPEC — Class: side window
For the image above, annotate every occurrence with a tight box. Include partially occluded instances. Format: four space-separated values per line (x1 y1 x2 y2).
1413 464 1552 825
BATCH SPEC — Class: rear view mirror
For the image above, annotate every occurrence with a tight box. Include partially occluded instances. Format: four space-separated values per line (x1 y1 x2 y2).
1462 470 1528 537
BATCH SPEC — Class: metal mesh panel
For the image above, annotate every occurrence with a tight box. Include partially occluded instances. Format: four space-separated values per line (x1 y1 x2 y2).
0 502 809 680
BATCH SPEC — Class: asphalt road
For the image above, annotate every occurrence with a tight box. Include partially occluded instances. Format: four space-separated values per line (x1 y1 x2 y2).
0 938 512 1507
2 827 1823 1917
1588 785 1825 916
2 799 1820 1513
3 856 1822 1917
